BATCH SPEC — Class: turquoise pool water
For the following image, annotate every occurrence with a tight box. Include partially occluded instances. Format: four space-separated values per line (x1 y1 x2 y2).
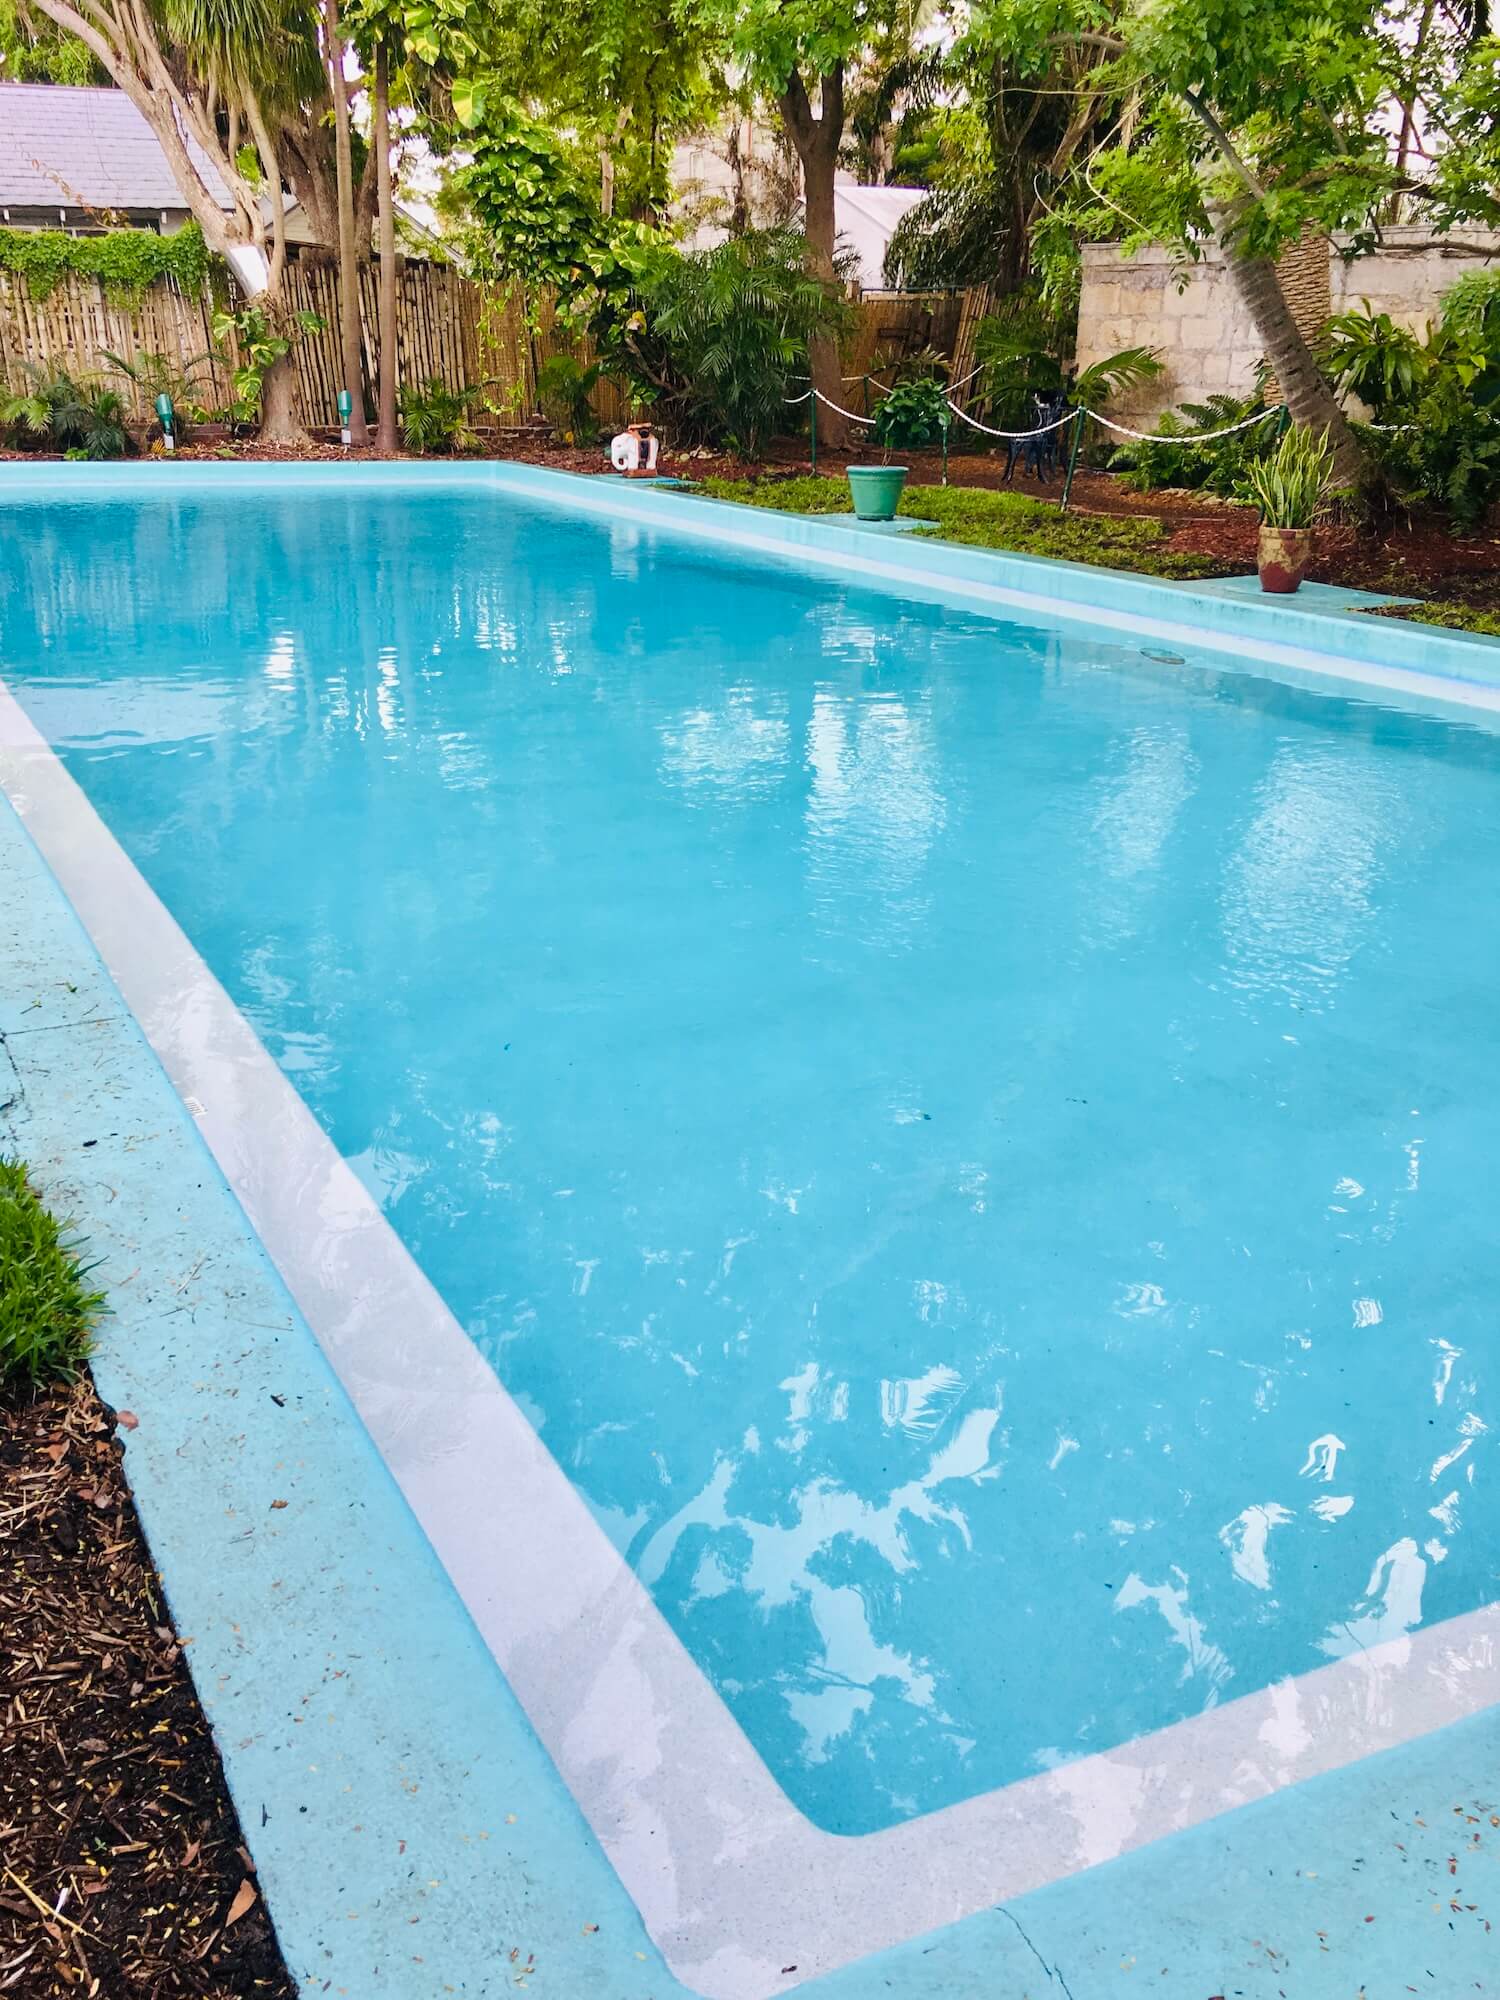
4 483 1498 1839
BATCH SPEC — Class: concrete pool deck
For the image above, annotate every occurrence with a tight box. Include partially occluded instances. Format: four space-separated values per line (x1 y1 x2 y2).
2 462 1499 1997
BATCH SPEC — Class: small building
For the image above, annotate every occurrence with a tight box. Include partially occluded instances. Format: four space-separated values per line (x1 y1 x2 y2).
0 81 230 233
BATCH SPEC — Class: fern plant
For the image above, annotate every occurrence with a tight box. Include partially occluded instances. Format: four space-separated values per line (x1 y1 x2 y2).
1109 392 1278 496
1 365 133 458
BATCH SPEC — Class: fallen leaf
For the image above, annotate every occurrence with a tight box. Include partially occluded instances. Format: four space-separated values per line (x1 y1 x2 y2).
225 1879 257 1926
269 1499 289 1510
116 1411 139 1431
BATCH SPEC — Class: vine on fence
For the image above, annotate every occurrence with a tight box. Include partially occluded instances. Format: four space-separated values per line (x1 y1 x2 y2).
0 223 210 303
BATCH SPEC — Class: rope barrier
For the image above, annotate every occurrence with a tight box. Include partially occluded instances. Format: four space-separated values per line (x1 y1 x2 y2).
943 401 1077 440
807 388 878 425
1086 407 1280 444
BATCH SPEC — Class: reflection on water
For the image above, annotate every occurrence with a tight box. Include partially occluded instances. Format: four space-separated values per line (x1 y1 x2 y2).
5 487 1500 1836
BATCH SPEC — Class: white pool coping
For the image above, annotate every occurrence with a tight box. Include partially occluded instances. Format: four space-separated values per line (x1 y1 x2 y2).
4 470 1500 1999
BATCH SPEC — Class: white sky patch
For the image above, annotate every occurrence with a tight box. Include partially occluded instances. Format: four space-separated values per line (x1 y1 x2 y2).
1310 1494 1354 1522
1048 1434 1080 1472
1353 1297 1383 1328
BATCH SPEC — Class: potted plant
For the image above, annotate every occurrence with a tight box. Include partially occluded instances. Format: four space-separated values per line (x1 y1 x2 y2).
1239 423 1335 593
846 376 949 521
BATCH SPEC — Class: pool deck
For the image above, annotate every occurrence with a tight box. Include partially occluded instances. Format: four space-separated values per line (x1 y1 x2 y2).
2 461 1499 1999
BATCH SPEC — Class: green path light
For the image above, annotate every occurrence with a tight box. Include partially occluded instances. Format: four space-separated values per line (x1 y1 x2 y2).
338 389 354 447
155 391 176 452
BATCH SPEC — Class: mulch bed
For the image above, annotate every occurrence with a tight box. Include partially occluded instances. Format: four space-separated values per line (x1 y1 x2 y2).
0 1380 295 1999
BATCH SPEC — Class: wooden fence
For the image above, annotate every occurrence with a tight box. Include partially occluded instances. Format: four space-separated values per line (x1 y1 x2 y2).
1 254 960 434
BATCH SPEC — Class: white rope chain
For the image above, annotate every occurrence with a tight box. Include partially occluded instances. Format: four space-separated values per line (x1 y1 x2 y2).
944 401 1077 440
1087 407 1280 443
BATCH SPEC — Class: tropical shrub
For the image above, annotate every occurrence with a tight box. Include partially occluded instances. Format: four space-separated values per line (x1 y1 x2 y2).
101 347 216 436
1236 424 1335 527
1109 391 1282 497
211 302 324 419
1 367 134 458
1340 280 1500 531
974 300 1161 423
872 375 950 452
397 377 488 453
0 1157 106 1393
632 230 853 457
536 354 603 442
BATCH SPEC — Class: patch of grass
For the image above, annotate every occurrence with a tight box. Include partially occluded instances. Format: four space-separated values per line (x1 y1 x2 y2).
687 475 1240 580
0 1158 106 1394
1363 598 1500 639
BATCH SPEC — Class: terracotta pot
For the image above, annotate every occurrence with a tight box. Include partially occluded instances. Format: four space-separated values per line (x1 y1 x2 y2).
1257 524 1314 595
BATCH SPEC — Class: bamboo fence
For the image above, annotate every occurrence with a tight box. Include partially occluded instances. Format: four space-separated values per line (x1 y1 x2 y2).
0 254 964 434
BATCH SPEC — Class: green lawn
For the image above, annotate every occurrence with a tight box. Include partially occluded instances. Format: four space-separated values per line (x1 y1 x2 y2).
0 1158 106 1394
1364 597 1500 640
685 474 1241 580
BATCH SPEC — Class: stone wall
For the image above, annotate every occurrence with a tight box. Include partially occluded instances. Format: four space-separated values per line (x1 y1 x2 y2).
1075 227 1500 425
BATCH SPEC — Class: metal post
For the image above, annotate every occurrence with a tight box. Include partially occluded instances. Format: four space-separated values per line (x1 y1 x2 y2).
810 390 818 476
1060 408 1085 513
1278 401 1292 438
941 412 949 487
864 373 871 419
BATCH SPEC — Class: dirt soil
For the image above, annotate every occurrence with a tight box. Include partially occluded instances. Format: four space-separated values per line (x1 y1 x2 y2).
0 1379 296 1999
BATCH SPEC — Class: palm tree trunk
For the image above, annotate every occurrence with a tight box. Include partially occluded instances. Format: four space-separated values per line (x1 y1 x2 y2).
323 0 369 446
1222 247 1364 485
779 64 850 451
373 41 399 453
260 351 304 443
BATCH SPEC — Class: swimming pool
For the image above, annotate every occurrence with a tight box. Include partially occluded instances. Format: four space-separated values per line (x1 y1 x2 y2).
3 465 1498 1991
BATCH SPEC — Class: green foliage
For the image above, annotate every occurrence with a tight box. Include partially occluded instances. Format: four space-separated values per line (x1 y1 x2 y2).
0 1158 106 1395
974 302 1160 423
1236 423 1335 527
535 354 604 440
211 302 324 415
1109 392 1281 496
635 229 852 455
1072 346 1164 413
461 102 615 288
1321 282 1500 530
685 475 1238 578
1364 598 1500 639
871 375 950 452
0 0 100 81
1320 306 1428 416
397 375 487 451
1 367 134 458
0 224 209 304
100 348 218 432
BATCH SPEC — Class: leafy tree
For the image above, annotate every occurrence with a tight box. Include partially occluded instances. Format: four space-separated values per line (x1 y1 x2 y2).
706 0 912 446
28 0 332 439
965 0 1500 488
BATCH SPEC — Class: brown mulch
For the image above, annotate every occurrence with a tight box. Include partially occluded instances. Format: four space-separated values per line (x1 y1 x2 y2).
0 1380 295 2000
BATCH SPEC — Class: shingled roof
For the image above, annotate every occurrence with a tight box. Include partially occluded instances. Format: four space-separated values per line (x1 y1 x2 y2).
0 82 232 218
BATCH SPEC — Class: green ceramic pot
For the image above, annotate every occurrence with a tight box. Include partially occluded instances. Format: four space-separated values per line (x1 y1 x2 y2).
846 464 908 522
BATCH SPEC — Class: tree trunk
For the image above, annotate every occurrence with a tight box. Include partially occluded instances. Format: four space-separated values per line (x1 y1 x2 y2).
259 348 304 444
1223 246 1366 486
374 40 399 453
779 64 849 450
323 0 370 445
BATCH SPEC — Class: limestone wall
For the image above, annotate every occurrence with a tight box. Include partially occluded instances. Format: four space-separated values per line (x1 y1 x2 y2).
1075 228 1500 426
